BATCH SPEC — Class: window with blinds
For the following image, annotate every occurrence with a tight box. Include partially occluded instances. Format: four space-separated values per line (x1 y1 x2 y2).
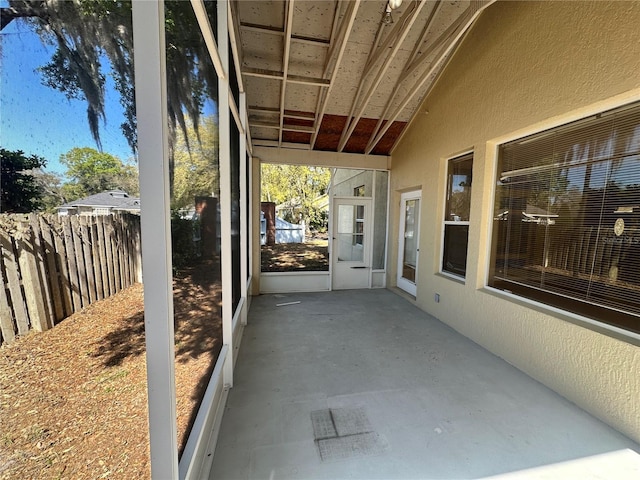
443 153 473 277
489 102 640 334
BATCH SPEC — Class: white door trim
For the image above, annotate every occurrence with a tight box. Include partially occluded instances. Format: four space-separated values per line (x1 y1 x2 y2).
397 190 421 296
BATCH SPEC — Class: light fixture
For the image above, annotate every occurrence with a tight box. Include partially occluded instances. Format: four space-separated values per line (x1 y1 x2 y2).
383 4 393 25
382 0 402 26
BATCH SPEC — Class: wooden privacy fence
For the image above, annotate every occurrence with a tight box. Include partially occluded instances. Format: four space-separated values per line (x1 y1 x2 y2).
0 213 142 346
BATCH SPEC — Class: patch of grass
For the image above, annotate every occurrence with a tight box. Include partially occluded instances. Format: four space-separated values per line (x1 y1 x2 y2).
2 433 15 447
98 369 130 392
24 425 49 443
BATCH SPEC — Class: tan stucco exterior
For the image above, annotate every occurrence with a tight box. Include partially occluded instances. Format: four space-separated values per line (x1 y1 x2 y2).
390 1 640 443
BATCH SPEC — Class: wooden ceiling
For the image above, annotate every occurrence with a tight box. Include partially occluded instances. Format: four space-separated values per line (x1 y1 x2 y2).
230 0 494 156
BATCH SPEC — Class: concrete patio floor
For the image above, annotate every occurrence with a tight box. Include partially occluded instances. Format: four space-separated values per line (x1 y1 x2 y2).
210 289 640 479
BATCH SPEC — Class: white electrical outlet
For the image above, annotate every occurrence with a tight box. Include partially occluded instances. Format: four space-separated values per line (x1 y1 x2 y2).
434 293 440 303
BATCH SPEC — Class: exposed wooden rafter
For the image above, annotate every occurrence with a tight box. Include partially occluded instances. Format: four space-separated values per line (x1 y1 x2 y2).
337 0 428 152
228 1 245 92
236 0 494 157
243 68 330 87
365 0 496 154
278 0 295 146
240 22 331 47
310 0 362 149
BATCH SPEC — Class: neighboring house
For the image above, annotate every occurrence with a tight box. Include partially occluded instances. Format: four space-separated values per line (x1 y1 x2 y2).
57 189 140 216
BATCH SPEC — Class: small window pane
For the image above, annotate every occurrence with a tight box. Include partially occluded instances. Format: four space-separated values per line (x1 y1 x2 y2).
443 224 469 276
337 204 365 262
443 154 473 277
446 156 473 222
402 199 419 282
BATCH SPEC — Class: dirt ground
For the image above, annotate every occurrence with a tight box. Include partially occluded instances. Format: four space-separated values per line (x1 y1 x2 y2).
261 240 329 272
0 261 221 479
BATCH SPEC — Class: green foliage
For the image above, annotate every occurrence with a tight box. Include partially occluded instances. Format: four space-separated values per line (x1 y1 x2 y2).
33 170 66 213
0 148 46 213
59 147 138 201
4 0 218 155
261 164 330 232
171 117 219 210
170 212 201 271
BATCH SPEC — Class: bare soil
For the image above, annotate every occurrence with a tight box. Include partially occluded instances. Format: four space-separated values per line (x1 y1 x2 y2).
261 241 329 272
0 261 222 479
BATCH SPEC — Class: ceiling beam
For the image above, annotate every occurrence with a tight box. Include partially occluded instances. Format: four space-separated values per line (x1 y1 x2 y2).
399 3 472 84
240 22 282 35
311 0 362 150
362 0 420 78
249 106 280 114
190 0 226 79
291 34 331 47
278 0 295 146
283 125 315 133
249 107 316 121
243 67 283 80
228 0 244 92
243 68 330 87
365 1 496 154
360 1 443 153
337 0 428 152
240 21 330 47
284 110 316 120
402 0 442 77
254 145 389 170
251 121 280 129
253 140 311 150
250 121 316 133
309 0 346 143
288 74 330 87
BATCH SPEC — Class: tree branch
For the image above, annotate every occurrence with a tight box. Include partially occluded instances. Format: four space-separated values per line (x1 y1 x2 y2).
0 7 43 31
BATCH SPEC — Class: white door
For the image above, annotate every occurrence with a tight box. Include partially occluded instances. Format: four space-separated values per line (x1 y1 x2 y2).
332 197 372 290
397 191 421 296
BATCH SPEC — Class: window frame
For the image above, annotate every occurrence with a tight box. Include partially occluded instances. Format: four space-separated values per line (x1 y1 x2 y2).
441 152 473 279
487 101 640 336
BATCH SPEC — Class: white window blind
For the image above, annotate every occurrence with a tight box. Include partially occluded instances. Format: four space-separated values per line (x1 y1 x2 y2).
490 102 640 334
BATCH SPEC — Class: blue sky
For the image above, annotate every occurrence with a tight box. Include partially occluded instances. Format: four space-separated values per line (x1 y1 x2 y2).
0 9 133 175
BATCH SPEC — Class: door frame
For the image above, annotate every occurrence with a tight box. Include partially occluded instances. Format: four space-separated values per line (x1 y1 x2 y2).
331 196 373 290
397 190 421 296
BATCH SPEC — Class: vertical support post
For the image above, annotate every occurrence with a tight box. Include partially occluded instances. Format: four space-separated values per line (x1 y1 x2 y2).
239 92 249 324
218 0 234 387
131 0 179 477
251 156 262 295
370 170 377 288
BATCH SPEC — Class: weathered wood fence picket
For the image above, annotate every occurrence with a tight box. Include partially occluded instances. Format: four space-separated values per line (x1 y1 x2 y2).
0 213 142 346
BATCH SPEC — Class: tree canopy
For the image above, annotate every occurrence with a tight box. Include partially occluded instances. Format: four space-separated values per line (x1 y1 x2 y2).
0 148 47 213
59 147 139 201
2 0 218 154
171 117 219 211
261 164 331 231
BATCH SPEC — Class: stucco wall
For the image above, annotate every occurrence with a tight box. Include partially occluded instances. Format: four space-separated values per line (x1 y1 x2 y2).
390 1 640 443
